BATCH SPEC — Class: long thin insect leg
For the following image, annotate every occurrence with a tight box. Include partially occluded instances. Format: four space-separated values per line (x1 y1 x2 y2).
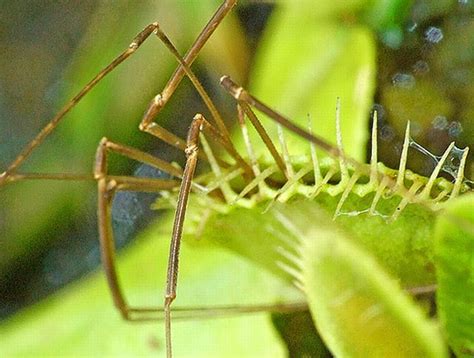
126 302 311 322
1 0 237 188
140 0 237 130
307 114 323 187
138 0 242 174
2 173 95 185
151 25 254 181
239 102 288 177
95 138 184 179
165 114 205 358
0 23 158 185
94 138 182 321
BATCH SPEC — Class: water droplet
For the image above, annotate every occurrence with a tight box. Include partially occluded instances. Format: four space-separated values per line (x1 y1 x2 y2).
372 103 385 121
448 121 463 137
381 28 404 49
425 26 443 44
380 125 395 141
412 60 430 75
392 72 416 89
432 115 448 130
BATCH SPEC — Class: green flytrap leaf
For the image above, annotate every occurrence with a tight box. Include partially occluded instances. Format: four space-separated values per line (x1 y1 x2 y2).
198 194 437 288
435 194 474 357
192 196 445 355
298 210 447 357
5 1 472 356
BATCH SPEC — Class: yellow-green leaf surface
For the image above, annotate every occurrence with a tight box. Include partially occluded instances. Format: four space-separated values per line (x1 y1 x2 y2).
243 3 376 162
0 213 298 357
199 195 437 288
435 194 474 357
300 211 447 357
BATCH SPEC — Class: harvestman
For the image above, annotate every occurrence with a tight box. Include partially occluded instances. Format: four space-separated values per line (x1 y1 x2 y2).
0 1 308 356
2 0 468 357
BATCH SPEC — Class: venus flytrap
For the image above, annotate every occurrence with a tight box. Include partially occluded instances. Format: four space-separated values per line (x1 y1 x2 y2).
0 1 472 356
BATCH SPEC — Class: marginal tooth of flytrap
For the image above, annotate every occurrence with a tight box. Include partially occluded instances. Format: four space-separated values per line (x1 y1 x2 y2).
273 209 305 244
205 167 244 194
267 222 300 248
353 110 379 198
276 260 304 284
191 181 208 193
237 105 274 197
369 176 389 215
430 189 452 211
307 114 322 186
232 166 277 204
309 168 336 199
450 146 469 199
238 106 259 173
419 142 455 201
396 121 411 190
333 172 361 220
434 189 450 203
369 110 379 187
335 98 349 182
326 98 349 197
275 245 303 270
199 134 236 203
277 124 294 179
293 280 306 293
274 164 313 203
391 181 423 221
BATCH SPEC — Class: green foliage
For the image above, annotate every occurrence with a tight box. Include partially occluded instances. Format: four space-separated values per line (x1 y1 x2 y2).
435 194 474 357
301 213 446 357
247 2 376 161
1 1 472 357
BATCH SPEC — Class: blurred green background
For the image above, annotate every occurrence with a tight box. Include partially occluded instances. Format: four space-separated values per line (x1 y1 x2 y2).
0 0 256 317
0 0 473 356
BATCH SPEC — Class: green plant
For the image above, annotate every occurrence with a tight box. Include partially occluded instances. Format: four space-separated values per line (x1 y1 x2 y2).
1 1 473 357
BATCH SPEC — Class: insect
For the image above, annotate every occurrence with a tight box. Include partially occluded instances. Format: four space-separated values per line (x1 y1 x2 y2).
1 1 473 357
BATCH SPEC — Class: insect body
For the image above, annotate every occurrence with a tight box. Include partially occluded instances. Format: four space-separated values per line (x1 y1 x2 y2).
1 1 473 357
